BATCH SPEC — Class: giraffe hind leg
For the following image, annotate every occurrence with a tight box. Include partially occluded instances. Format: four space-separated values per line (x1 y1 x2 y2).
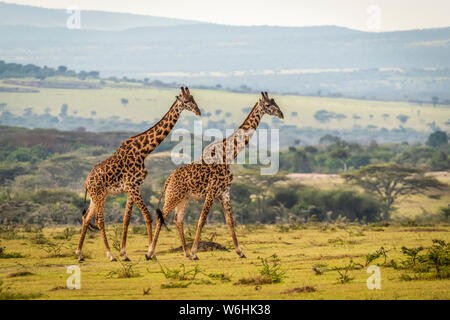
76 203 95 261
173 199 190 259
93 196 117 262
120 195 134 261
191 190 216 260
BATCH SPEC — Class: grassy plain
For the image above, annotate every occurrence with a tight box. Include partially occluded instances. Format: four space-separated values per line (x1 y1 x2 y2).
1 78 449 131
0 222 449 300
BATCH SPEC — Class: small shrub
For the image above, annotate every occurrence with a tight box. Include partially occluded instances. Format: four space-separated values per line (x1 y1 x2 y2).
311 264 328 275
29 233 50 245
159 264 201 281
205 272 232 282
0 244 26 259
236 254 285 285
131 225 147 235
38 241 69 258
365 247 389 266
109 225 122 253
107 260 141 279
332 260 358 284
259 254 285 283
160 282 191 289
53 227 77 240
0 225 22 240
0 280 42 300
282 286 316 294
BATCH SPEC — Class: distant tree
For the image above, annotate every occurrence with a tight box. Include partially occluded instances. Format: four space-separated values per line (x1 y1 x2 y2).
335 113 347 122
291 111 298 117
239 84 252 93
432 96 439 107
343 164 446 220
314 110 334 124
59 104 68 118
396 114 409 124
319 134 345 147
426 131 448 148
88 71 100 78
121 98 129 106
90 110 97 117
57 65 68 73
330 147 350 171
215 109 222 116
225 112 232 118
382 114 390 121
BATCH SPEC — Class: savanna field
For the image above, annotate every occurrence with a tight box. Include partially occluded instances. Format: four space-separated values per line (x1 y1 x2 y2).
0 222 449 300
1 171 449 300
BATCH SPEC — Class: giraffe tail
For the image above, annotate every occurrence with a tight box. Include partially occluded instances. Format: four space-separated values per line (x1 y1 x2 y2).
156 208 169 231
82 187 99 231
156 177 170 231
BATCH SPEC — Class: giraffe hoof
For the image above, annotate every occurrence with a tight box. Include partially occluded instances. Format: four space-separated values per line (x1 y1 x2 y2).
240 254 247 259
192 256 199 260
145 254 156 261
122 257 131 262
78 257 84 262
110 257 117 262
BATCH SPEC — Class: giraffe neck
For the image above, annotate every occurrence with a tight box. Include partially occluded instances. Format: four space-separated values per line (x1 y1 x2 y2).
126 101 182 158
200 102 263 164
229 102 263 158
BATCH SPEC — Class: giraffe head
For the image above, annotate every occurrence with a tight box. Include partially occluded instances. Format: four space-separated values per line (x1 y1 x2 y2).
258 92 284 119
176 87 201 116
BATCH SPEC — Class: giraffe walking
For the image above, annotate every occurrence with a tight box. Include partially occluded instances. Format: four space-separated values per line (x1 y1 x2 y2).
148 92 284 260
76 87 201 262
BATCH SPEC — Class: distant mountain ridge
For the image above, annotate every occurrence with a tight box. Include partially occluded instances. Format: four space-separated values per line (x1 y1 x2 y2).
1 2 450 101
0 2 202 30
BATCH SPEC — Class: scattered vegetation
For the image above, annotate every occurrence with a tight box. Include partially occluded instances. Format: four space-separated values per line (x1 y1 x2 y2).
0 243 26 259
236 254 285 285
106 260 141 279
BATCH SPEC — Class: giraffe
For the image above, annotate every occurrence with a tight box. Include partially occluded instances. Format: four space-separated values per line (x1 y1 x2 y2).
147 92 284 260
76 87 201 262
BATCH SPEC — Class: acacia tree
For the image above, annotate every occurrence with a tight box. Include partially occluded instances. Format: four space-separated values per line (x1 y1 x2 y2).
342 164 446 220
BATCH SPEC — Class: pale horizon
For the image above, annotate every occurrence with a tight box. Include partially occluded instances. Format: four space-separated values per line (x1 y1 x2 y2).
2 0 450 32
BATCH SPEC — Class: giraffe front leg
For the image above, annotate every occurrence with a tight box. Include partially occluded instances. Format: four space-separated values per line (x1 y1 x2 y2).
120 195 134 261
219 191 246 258
191 191 216 260
76 204 95 262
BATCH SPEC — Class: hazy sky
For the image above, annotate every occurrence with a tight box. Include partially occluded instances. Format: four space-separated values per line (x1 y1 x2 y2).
3 0 450 31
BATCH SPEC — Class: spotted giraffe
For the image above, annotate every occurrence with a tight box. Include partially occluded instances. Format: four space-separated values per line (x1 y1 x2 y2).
148 92 284 260
76 87 201 262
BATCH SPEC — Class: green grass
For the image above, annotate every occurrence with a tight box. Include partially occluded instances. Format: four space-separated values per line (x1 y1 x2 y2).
0 223 448 300
1 78 448 131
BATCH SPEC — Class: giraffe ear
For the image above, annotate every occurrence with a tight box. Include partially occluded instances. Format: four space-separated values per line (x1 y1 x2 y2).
185 87 190 95
181 87 186 95
264 92 269 99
